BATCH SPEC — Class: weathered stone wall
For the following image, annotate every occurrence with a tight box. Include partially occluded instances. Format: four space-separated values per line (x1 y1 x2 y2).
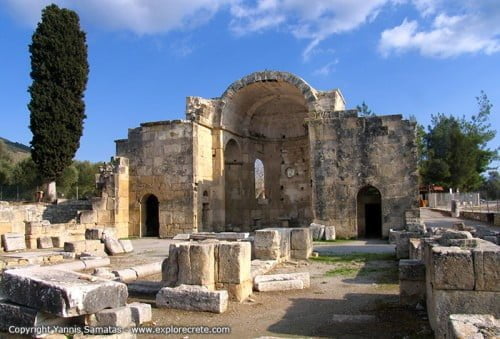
116 121 195 237
0 200 91 235
116 71 418 238
308 111 419 238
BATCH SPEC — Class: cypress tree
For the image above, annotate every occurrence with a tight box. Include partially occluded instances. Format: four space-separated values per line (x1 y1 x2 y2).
28 4 88 199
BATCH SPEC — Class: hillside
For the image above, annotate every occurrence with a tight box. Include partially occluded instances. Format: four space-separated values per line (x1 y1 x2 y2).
0 137 30 163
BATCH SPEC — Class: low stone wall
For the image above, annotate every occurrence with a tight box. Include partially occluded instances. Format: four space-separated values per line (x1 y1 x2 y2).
395 221 500 338
459 210 496 225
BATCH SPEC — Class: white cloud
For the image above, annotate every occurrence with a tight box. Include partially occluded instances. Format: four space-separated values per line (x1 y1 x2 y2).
4 0 500 60
230 0 393 60
3 0 394 60
379 0 500 57
3 0 233 34
313 59 339 76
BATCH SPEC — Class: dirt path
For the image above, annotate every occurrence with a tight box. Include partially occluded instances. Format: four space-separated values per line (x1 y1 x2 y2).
420 208 499 232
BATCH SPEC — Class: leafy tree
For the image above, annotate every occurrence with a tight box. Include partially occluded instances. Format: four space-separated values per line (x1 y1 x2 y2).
0 140 13 187
356 101 375 117
420 92 497 191
28 4 89 197
480 171 500 200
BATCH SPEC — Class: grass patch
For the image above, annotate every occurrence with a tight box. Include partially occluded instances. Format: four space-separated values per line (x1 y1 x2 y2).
325 266 361 276
311 252 395 264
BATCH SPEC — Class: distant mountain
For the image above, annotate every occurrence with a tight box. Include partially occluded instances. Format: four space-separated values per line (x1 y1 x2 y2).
0 137 30 163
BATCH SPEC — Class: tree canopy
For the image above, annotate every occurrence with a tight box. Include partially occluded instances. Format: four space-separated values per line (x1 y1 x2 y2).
419 91 498 191
28 4 89 183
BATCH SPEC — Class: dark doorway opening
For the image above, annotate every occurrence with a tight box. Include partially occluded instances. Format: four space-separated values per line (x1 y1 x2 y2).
144 195 159 237
357 186 382 238
365 203 382 238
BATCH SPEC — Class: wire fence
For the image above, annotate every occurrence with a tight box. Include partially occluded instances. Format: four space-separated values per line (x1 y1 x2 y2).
428 192 500 213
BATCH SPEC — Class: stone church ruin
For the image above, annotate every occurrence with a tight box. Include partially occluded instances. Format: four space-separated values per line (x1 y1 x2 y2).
115 71 419 239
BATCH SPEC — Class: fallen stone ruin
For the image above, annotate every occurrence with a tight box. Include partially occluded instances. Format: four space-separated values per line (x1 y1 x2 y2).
0 227 313 336
157 227 313 313
391 218 500 338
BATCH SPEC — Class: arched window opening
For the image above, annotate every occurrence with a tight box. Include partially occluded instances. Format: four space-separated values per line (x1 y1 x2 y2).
254 159 265 199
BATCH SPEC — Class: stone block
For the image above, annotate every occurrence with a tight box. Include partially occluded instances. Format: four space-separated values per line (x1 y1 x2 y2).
25 221 44 235
430 246 475 290
428 289 500 338
82 257 111 270
400 280 426 306
105 237 125 255
176 242 215 288
394 231 411 259
0 300 84 332
220 280 253 302
448 314 500 339
64 240 86 253
406 222 426 234
254 272 310 288
25 235 38 249
156 285 228 313
290 228 312 250
2 268 128 317
129 302 152 325
113 268 138 282
309 223 325 240
399 259 425 281
473 246 500 291
120 239 134 253
217 242 251 284
2 233 26 252
162 245 179 286
255 279 304 292
131 262 162 278
86 305 133 328
93 267 116 280
254 229 280 260
38 236 53 249
85 240 105 252
324 226 336 240
438 230 473 246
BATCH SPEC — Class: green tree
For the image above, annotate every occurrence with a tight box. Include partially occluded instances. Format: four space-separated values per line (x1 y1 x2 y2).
28 4 89 199
356 101 375 117
0 140 13 187
480 171 500 200
11 158 42 200
420 92 497 191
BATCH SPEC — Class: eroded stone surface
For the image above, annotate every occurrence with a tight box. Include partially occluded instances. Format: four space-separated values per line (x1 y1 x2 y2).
156 284 228 313
2 267 128 317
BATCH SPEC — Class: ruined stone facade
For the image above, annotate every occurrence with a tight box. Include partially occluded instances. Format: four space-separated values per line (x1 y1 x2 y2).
115 71 418 238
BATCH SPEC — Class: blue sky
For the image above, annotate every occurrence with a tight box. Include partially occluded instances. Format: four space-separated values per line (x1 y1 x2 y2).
0 0 499 165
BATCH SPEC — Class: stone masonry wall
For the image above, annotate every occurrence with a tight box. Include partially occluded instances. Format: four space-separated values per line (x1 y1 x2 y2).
116 120 195 237
308 111 419 238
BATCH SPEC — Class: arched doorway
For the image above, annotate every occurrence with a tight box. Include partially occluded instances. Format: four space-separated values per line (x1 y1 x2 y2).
357 186 382 238
141 194 159 237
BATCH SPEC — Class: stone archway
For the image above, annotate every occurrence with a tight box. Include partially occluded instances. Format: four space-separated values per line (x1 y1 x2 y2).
357 186 382 238
141 194 159 237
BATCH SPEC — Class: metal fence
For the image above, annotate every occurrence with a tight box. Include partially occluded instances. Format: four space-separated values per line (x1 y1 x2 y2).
428 192 500 213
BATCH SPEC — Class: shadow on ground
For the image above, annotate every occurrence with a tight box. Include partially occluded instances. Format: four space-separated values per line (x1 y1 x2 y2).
266 293 432 338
